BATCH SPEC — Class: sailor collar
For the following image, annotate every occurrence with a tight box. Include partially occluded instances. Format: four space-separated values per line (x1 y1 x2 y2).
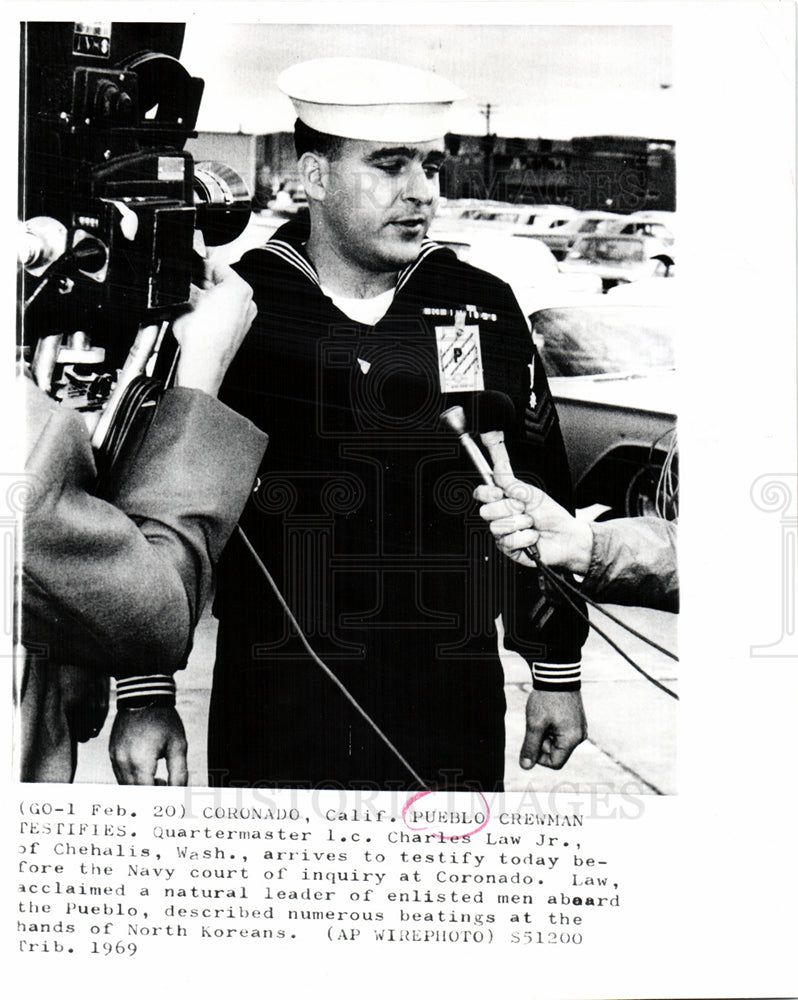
260 219 451 295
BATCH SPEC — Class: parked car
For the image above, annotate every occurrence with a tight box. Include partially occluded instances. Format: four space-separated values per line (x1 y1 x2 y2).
604 261 676 303
428 225 602 317
436 198 517 220
610 210 676 246
532 302 677 518
455 203 579 235
531 210 623 260
559 231 675 291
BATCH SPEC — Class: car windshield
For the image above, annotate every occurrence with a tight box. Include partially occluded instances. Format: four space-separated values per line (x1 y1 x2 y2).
531 304 675 376
616 220 674 242
579 217 616 234
525 216 570 229
461 209 522 222
573 237 646 263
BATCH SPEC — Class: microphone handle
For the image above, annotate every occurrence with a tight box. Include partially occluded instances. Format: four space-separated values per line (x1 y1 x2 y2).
458 431 495 486
479 431 512 480
479 431 545 567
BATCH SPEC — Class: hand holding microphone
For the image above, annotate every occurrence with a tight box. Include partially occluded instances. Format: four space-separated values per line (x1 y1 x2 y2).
474 472 593 577
172 260 258 398
441 393 592 576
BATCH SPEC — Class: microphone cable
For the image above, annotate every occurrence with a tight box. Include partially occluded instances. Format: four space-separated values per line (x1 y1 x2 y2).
522 543 679 700
441 403 679 701
235 524 431 790
96 374 163 483
233 392 678 789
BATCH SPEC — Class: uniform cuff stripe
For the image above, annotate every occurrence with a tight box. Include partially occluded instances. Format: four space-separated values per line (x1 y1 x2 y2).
532 662 581 684
116 676 177 701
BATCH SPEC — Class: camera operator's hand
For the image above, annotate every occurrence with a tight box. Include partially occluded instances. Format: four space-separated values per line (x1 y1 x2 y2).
172 260 257 398
109 704 188 785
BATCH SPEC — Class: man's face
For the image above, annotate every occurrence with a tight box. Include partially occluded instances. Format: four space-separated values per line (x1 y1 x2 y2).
321 138 446 274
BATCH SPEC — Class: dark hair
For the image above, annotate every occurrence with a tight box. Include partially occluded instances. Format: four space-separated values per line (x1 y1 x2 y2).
293 119 346 160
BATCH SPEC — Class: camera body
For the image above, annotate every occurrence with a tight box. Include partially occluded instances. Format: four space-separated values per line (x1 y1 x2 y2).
21 21 249 386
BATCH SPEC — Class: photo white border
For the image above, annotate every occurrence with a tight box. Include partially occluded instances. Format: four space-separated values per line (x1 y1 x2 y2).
2 4 795 998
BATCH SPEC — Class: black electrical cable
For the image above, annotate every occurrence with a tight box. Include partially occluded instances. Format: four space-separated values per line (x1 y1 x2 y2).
95 375 164 490
534 555 678 661
524 544 680 700
235 525 431 791
441 405 679 700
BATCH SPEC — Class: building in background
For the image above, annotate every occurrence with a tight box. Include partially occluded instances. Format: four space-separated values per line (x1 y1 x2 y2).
186 130 264 196
443 134 675 212
188 130 675 214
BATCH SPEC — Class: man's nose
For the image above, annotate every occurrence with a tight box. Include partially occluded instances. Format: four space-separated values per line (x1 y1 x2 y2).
403 163 436 204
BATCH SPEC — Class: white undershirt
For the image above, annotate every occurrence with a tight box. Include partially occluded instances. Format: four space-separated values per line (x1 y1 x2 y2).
320 284 396 326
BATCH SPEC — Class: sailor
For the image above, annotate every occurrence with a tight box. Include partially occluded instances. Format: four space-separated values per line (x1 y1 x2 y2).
209 57 588 789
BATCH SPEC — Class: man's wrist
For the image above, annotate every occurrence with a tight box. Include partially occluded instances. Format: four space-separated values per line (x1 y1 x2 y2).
173 368 223 398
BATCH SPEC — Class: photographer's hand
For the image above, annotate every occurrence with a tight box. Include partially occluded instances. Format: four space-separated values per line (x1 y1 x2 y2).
172 261 257 398
109 704 188 785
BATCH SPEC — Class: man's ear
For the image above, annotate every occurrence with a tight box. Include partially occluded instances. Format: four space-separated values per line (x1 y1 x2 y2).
298 151 328 202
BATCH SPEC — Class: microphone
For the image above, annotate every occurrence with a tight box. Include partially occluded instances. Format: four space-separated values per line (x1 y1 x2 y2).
439 390 516 485
441 393 554 634
441 393 557 635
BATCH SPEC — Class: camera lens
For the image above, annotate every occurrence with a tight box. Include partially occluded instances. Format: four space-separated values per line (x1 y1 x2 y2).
94 79 134 122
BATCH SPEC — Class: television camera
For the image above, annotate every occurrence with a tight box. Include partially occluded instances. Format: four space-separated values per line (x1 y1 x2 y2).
19 21 251 457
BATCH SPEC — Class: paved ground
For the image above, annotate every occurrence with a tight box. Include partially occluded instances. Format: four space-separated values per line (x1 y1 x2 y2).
75 602 678 794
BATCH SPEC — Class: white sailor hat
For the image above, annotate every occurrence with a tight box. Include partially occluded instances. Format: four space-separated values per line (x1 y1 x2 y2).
277 57 465 143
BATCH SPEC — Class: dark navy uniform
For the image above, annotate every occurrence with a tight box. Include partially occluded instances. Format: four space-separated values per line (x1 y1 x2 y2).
210 219 587 790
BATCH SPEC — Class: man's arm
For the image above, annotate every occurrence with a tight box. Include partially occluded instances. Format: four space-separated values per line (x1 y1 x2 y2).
22 267 266 676
585 518 678 612
22 265 267 784
486 283 589 771
107 264 267 785
474 478 679 612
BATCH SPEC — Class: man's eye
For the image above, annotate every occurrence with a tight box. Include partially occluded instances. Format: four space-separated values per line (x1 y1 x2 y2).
424 163 442 177
376 161 404 174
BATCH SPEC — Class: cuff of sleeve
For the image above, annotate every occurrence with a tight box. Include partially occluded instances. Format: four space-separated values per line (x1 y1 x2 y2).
115 674 176 708
531 661 581 692
583 521 611 592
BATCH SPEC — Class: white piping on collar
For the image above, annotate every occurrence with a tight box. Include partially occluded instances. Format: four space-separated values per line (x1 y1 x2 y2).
260 237 448 295
259 239 320 286
395 240 446 293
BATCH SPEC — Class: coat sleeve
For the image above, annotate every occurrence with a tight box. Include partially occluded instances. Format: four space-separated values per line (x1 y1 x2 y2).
21 379 267 676
488 284 589 687
584 517 679 612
